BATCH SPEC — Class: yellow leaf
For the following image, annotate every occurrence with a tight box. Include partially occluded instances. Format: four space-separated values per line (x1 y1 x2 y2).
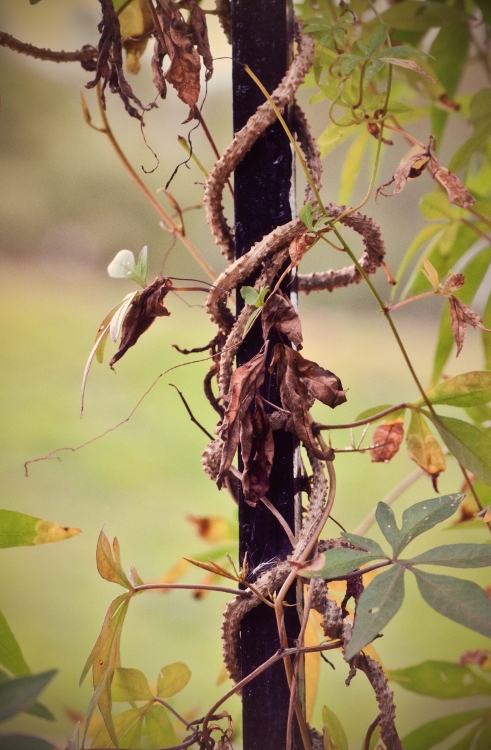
305 614 321 723
406 411 446 482
186 515 234 544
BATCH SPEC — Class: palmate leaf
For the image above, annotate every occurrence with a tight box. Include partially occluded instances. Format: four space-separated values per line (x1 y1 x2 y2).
340 533 386 557
112 668 152 702
412 568 491 638
96 530 132 589
338 129 369 206
428 414 491 486
90 705 149 748
402 709 489 750
407 543 491 568
375 494 464 557
420 371 491 408
344 565 405 660
0 670 54 722
388 660 491 699
145 704 177 748
0 670 57 723
302 548 387 580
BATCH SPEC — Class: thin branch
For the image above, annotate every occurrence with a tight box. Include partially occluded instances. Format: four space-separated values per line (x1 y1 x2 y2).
286 581 316 750
260 496 296 548
169 383 214 440
0 31 97 64
153 697 190 728
364 715 381 750
133 582 249 596
326 560 391 582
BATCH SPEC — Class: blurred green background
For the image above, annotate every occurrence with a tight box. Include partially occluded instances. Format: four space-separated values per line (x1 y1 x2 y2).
1 1 490 747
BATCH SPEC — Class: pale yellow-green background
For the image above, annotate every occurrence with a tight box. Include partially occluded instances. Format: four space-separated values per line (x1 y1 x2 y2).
0 1 490 747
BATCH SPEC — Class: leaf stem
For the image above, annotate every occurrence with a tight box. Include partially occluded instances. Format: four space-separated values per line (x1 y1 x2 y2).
313 403 409 432
133 583 249 596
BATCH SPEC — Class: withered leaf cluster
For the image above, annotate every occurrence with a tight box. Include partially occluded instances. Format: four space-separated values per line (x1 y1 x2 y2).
86 0 148 120
448 295 491 357
151 0 213 122
217 293 346 505
376 136 475 209
110 277 172 368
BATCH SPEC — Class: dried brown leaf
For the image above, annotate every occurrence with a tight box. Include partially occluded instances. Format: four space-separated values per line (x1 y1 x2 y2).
376 143 431 200
186 515 231 544
240 396 274 506
261 292 303 348
370 420 404 463
289 233 315 265
86 0 147 119
457 649 490 667
109 277 172 368
153 0 201 122
271 344 346 460
187 0 213 79
427 138 475 208
441 273 465 295
449 295 491 357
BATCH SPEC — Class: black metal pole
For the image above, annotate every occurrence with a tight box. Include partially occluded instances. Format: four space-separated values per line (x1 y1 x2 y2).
232 3 301 749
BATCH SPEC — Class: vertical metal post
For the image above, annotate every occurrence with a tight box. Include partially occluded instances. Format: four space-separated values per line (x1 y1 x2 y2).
231 2 301 749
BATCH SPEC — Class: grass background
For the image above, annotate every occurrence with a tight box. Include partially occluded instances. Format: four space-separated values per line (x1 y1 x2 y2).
1 0 490 747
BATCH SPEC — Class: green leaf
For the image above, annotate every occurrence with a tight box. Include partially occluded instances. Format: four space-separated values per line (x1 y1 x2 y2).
402 710 489 750
338 129 369 205
0 671 57 723
344 566 405 660
408 543 491 568
482 290 491 370
354 404 395 422
0 670 54 721
113 0 130 10
388 660 491 698
107 250 136 280
134 245 148 287
90 705 148 748
157 662 191 698
81 669 110 750
0 736 55 750
339 54 362 75
429 23 470 100
299 202 314 230
475 720 491 750
0 610 31 677
322 704 349 750
340 533 387 557
318 123 357 158
145 704 177 748
419 192 456 222
302 548 387 579
112 668 152 702
412 568 491 638
376 494 464 557
0 509 80 549
244 308 262 335
380 1 472 31
255 286 270 307
429 414 491 486
367 24 387 57
240 286 260 306
29 0 44 3
365 59 385 84
375 45 426 60
96 529 132 589
449 89 491 172
422 372 491 408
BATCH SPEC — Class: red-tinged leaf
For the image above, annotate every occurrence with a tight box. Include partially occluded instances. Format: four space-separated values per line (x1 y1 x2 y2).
441 273 465 295
405 411 446 488
96 530 132 589
379 56 437 82
261 292 303 348
271 344 346 461
370 420 404 463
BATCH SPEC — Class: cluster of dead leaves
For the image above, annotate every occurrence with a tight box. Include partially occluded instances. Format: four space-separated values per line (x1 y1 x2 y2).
376 135 475 210
88 0 213 122
109 277 173 367
217 293 346 506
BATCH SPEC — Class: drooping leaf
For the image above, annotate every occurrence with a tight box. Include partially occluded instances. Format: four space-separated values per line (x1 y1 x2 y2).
402 710 488 750
429 414 491 486
111 668 152 702
405 410 446 486
388 660 491 698
0 509 80 549
261 292 303 348
145 704 177 748
322 704 349 750
109 292 139 344
412 568 491 638
370 419 405 463
157 662 191 698
338 129 369 206
422 371 491 408
81 669 110 750
375 494 463 557
0 610 31 677
0 671 57 723
448 295 491 357
240 286 260 306
379 57 437 82
119 1 154 74
407 544 491 569
340 533 387 557
96 530 132 589
0 736 55 750
302 547 388 579
344 565 405 660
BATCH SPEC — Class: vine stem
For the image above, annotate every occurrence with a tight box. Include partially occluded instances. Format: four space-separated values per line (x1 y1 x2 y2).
133 583 249 596
200 641 343 749
84 84 217 282
313 403 409 432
